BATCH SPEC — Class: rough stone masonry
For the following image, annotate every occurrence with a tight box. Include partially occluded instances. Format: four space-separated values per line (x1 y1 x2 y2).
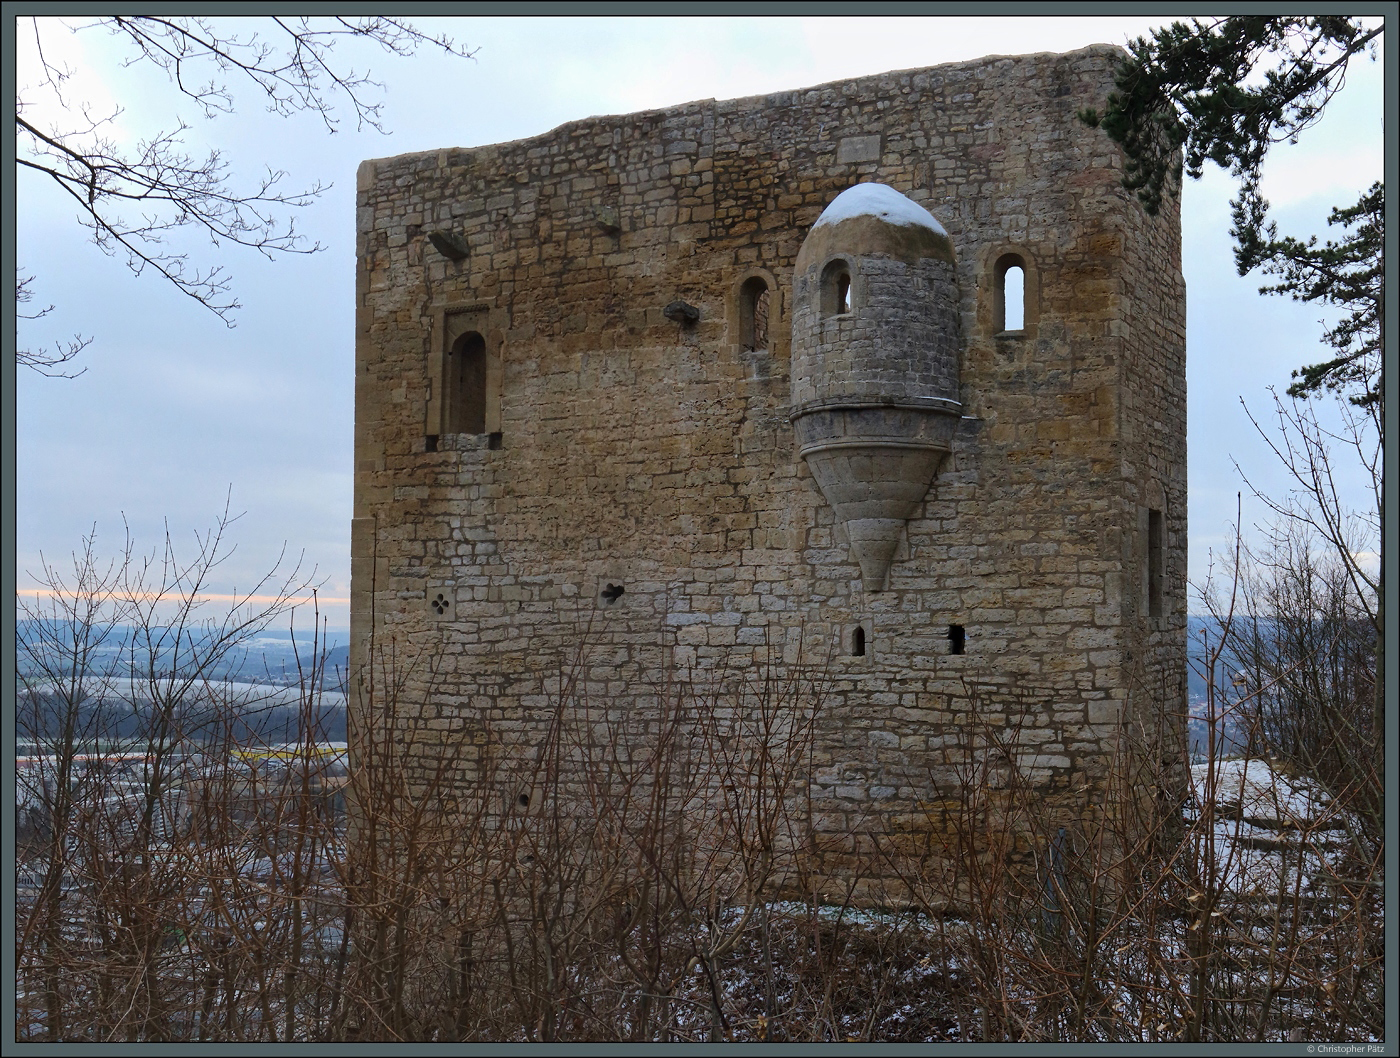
350 44 1187 899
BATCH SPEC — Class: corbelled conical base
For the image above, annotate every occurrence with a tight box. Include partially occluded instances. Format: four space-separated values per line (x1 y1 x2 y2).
793 402 960 592
801 443 949 591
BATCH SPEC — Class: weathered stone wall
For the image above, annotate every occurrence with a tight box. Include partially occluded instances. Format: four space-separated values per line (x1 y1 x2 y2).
350 44 1187 899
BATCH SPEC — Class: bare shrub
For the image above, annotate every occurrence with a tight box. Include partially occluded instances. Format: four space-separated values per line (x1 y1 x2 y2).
331 623 825 1042
17 525 1379 1042
865 608 1382 1043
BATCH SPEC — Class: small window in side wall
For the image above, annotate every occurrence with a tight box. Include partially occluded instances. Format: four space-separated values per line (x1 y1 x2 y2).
947 624 966 655
739 276 771 351
994 253 1027 334
821 259 853 317
447 331 487 435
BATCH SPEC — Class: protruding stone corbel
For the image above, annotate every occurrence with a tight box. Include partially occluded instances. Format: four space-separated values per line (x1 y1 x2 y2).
663 300 699 325
427 230 470 261
595 207 622 235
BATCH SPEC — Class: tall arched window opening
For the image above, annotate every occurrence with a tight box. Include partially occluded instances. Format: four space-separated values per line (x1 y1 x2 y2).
1003 265 1024 330
994 253 1027 334
739 276 771 351
448 331 487 434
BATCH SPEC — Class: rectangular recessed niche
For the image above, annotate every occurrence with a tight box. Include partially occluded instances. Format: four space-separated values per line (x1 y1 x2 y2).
430 305 501 442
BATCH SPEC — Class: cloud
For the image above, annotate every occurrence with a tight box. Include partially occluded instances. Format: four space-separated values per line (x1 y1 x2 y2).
1257 145 1383 209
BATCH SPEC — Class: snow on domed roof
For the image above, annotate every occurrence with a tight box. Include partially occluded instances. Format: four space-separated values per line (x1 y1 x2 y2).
812 183 948 236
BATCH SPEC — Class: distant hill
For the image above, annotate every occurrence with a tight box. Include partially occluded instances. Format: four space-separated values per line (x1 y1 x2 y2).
18 678 348 744
17 620 349 690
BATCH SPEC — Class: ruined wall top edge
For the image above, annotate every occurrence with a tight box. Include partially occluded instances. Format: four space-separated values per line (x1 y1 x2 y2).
357 43 1129 179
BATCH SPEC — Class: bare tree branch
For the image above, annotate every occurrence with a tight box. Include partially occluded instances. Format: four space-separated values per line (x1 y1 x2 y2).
1233 391 1379 633
15 16 475 373
16 272 91 378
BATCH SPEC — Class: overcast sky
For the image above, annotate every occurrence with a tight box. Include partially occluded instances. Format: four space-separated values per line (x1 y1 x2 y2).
14 15 1387 631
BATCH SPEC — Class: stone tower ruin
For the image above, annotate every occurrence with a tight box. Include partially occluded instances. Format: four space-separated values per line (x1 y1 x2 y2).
350 45 1187 899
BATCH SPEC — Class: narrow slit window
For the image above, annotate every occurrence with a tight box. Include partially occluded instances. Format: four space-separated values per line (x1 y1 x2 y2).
447 331 487 434
1147 508 1164 619
739 276 771 351
947 624 965 655
852 626 866 657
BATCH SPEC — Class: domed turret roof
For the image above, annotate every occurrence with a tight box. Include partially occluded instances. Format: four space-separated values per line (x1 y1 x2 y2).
812 182 949 236
797 183 955 268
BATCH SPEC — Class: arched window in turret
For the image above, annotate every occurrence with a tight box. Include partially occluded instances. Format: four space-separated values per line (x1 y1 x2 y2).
821 259 853 317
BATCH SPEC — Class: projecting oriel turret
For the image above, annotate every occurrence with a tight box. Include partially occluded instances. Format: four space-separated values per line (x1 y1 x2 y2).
790 183 962 592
